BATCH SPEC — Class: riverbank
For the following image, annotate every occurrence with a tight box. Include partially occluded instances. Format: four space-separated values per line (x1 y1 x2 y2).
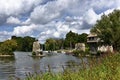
0 54 14 57
24 53 120 80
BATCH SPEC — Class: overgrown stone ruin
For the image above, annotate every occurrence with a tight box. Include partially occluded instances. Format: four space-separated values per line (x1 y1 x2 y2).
32 40 43 56
75 43 85 52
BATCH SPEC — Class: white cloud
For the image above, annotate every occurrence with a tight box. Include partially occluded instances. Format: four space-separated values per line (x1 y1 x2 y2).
13 24 38 36
84 8 100 25
30 4 61 24
53 32 60 38
30 0 80 24
0 31 12 42
0 0 42 16
6 16 21 24
102 9 114 15
0 0 43 25
22 18 31 25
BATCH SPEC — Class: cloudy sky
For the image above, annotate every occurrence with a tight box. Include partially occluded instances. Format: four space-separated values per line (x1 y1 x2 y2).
0 0 120 43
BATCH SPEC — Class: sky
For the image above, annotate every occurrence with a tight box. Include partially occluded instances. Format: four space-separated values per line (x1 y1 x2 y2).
0 0 120 43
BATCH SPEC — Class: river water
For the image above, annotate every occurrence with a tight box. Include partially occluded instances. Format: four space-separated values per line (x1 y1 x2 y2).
0 52 88 80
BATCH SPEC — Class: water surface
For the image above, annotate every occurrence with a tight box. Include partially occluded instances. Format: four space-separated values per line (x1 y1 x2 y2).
0 52 88 80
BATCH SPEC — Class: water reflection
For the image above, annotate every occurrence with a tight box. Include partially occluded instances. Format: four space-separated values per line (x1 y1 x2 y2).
0 57 15 80
0 52 89 80
0 56 15 63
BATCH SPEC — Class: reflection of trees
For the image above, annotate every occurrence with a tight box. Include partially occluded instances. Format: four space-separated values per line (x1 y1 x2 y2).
64 58 91 72
66 60 79 67
0 57 16 80
0 57 15 63
64 60 80 72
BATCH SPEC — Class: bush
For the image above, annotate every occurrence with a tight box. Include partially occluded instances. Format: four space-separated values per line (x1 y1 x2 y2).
72 50 84 56
32 52 36 55
0 40 17 55
72 48 90 56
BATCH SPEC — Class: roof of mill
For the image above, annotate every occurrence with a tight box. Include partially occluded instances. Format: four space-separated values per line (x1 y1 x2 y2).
87 33 97 37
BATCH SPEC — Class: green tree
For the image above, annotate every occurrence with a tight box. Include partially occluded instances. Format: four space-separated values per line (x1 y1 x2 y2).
44 38 65 51
91 9 120 51
77 33 88 43
45 38 56 51
65 31 78 49
11 36 35 51
12 36 23 51
55 38 65 50
0 40 17 55
23 36 36 51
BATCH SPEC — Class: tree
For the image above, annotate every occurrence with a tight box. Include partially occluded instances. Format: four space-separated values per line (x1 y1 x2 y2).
91 9 120 51
77 33 88 43
11 36 35 51
23 36 36 51
55 38 65 50
45 38 56 51
65 31 78 49
0 40 17 55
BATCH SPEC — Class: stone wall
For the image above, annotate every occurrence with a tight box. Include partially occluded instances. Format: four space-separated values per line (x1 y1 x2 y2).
75 43 85 52
98 45 113 52
32 41 41 53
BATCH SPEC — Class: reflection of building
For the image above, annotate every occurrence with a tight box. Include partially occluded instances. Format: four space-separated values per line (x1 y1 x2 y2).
87 33 113 53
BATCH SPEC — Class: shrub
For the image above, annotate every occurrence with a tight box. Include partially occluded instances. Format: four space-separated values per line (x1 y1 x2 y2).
72 50 84 56
0 40 17 55
32 52 36 55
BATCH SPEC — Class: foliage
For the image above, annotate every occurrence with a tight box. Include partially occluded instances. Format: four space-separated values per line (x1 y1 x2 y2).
72 49 90 56
12 36 35 51
45 38 64 51
44 31 88 51
91 9 120 51
24 53 120 80
65 31 78 49
96 50 105 56
45 38 56 51
0 40 17 55
77 33 88 43
64 31 88 49
72 50 84 56
32 52 36 55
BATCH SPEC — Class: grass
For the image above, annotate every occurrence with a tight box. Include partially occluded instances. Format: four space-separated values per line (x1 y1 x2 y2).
23 53 120 80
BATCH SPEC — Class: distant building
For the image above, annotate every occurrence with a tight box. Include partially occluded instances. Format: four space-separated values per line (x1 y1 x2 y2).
87 34 101 43
87 33 113 53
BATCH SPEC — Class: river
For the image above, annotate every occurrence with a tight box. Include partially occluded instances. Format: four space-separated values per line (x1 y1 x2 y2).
0 52 88 80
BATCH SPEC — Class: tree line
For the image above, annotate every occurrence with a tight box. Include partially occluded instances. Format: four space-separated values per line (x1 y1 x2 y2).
0 31 88 55
11 36 36 51
0 36 35 55
44 31 88 51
